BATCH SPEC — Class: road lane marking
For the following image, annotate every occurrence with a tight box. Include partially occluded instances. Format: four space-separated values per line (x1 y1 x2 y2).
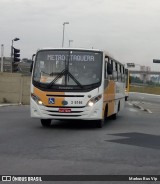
128 108 137 112
127 102 132 106
145 109 153 114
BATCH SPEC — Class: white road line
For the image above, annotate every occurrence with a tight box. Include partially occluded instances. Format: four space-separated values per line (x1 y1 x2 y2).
145 109 153 114
128 108 137 112
127 102 132 106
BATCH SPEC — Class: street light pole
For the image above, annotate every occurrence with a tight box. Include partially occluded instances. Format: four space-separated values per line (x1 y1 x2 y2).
62 22 69 48
1 44 4 72
11 40 13 73
11 37 20 73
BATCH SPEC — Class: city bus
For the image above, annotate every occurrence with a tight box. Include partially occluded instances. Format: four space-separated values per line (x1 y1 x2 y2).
125 69 130 101
30 48 125 128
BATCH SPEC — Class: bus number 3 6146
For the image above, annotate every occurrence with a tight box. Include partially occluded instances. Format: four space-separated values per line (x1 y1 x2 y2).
71 101 83 105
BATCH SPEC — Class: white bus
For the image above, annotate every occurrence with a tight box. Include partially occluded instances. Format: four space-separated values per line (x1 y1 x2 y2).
30 48 125 128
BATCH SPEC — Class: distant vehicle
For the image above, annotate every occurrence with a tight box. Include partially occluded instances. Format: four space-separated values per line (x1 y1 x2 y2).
125 69 130 101
30 48 125 128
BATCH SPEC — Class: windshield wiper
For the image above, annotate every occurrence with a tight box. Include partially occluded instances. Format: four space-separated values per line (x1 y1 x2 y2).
47 69 66 88
47 69 83 89
67 71 83 88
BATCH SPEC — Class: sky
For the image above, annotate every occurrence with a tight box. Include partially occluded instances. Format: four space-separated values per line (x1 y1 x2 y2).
0 0 160 71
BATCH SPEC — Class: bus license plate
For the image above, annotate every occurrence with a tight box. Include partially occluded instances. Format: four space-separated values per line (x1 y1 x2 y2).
59 108 71 113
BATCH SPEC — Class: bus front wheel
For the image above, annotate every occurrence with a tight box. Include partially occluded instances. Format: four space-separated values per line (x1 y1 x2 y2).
41 119 51 127
96 119 104 128
96 106 107 128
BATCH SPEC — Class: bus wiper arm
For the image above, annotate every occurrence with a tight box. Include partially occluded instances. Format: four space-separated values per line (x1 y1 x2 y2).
47 70 83 89
67 71 83 88
47 69 66 88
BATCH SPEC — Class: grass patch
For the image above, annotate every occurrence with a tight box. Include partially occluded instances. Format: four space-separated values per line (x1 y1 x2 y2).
130 85 160 95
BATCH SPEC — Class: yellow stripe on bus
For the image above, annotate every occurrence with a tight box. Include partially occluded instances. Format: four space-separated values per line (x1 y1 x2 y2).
34 87 65 107
103 81 115 117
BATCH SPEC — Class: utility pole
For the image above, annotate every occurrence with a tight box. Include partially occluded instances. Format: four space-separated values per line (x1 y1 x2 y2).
1 44 4 72
62 22 69 48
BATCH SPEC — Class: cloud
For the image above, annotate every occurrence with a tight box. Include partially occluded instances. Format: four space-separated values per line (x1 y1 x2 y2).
0 0 160 70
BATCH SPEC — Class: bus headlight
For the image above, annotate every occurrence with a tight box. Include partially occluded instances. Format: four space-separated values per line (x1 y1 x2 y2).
31 93 43 105
87 94 102 107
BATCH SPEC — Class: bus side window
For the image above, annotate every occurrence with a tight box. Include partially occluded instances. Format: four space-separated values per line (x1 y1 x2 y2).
105 56 109 79
119 65 122 81
112 61 117 81
105 61 107 79
117 63 121 81
107 62 113 75
122 66 125 82
115 62 118 81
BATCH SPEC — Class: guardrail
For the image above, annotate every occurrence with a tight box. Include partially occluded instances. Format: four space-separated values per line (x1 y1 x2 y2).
130 70 160 75
0 62 31 74
18 62 31 74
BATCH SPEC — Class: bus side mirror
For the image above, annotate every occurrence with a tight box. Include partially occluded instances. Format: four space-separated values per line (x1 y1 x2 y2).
30 61 33 73
30 54 36 73
107 63 113 75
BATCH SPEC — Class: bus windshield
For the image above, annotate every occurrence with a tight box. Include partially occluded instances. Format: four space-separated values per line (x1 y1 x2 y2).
33 50 103 90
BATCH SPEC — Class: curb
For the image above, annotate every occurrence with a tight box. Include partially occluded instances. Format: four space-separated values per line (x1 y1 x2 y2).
0 103 21 107
132 103 152 113
133 103 144 110
144 108 153 114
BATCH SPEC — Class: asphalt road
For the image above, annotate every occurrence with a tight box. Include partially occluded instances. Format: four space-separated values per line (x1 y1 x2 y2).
0 101 160 183
129 92 160 114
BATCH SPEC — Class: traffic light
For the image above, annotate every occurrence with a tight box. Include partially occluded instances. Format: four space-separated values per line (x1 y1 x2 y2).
126 63 135 68
12 47 20 72
153 59 160 63
13 47 20 62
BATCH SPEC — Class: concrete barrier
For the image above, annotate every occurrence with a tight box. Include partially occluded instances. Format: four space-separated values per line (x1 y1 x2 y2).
0 72 31 105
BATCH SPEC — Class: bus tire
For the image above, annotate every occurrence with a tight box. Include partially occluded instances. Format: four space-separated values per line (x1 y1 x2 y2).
111 113 117 120
96 119 104 128
111 102 120 120
118 101 120 112
125 96 128 101
96 105 108 128
41 119 51 127
104 105 108 121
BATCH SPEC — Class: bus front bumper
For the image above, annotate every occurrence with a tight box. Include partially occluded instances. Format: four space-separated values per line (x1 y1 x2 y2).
30 99 102 120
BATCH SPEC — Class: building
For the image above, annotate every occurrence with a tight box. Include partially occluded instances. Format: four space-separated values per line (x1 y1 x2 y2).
140 65 151 82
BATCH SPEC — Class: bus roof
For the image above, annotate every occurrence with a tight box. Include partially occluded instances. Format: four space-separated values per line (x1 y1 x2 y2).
35 48 124 65
36 48 103 52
